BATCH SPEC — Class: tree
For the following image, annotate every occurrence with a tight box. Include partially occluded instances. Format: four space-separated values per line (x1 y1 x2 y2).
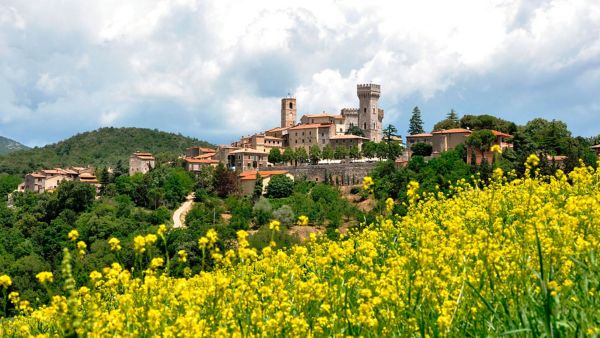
349 145 360 159
213 163 239 197
362 141 377 159
322 144 334 160
295 148 308 165
266 175 294 198
460 114 517 134
268 148 282 164
346 126 365 137
433 109 461 131
252 173 263 200
334 146 348 159
282 148 295 165
408 106 425 135
309 145 321 164
383 124 403 160
56 181 96 213
411 142 433 157
465 130 496 163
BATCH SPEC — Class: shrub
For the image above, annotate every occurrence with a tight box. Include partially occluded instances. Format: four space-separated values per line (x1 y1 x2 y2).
252 197 272 226
272 205 295 227
266 175 294 198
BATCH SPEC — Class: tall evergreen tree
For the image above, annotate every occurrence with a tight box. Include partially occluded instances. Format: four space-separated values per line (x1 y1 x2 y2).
408 106 425 135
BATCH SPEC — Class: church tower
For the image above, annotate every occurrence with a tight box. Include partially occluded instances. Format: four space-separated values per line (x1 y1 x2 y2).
357 84 383 142
281 96 296 128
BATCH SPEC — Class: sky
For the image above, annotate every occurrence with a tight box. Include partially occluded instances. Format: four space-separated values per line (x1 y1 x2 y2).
0 0 599 147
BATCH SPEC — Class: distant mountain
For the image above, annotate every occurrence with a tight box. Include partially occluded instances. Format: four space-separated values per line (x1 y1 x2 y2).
0 136 29 155
0 127 214 175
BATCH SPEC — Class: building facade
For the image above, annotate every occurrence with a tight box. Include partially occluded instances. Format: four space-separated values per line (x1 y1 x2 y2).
129 152 155 176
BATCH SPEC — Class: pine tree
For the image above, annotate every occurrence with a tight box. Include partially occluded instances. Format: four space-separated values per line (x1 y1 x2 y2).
447 109 459 124
408 106 425 135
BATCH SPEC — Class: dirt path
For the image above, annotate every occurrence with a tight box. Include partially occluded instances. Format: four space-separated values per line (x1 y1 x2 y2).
173 193 195 228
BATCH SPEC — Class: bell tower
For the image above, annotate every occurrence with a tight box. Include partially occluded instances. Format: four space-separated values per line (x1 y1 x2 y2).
281 96 296 128
357 84 383 142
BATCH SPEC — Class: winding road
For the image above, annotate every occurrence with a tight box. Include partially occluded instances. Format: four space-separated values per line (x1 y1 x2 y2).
172 193 194 228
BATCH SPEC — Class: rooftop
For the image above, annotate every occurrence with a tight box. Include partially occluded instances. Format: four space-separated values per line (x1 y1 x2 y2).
491 130 512 137
431 128 472 134
330 135 368 140
239 170 290 180
407 133 433 138
289 123 332 130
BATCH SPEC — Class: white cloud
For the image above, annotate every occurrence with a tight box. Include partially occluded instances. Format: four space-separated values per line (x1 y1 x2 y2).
0 0 599 146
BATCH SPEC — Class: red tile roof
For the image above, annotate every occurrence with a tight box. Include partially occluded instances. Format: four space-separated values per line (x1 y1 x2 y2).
431 128 472 134
491 130 512 137
186 158 219 164
330 135 367 140
406 133 433 137
239 170 290 180
591 144 600 149
289 123 332 130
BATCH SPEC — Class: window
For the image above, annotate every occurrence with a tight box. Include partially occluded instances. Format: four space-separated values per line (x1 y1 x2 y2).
364 108 366 113
339 128 342 133
302 132 304 136
289 102 293 109
364 122 367 129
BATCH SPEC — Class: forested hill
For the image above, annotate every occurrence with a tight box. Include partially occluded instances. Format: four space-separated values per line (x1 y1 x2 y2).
0 127 213 175
0 136 29 155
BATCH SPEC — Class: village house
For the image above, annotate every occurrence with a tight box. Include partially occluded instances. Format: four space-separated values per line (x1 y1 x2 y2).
238 170 294 196
21 167 99 193
227 148 269 171
431 128 472 156
129 152 155 176
329 134 368 151
592 144 600 155
185 158 220 172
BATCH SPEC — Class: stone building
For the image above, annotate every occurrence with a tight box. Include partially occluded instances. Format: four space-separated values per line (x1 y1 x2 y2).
238 170 294 196
431 128 472 155
22 167 99 193
129 152 155 176
592 144 600 155
357 84 384 142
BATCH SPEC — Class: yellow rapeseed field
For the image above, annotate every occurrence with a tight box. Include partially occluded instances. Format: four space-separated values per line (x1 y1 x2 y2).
2 159 600 337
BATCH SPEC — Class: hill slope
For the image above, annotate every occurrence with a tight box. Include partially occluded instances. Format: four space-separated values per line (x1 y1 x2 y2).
0 136 29 155
0 127 213 175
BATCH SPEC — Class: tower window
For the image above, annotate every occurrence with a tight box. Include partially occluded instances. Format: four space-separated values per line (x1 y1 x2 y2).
364 122 366 129
289 102 293 109
364 108 366 113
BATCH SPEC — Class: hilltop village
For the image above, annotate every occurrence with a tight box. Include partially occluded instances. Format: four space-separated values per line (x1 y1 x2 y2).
16 83 600 196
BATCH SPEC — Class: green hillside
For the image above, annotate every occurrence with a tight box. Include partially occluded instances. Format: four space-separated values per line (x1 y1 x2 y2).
0 127 213 175
0 136 29 155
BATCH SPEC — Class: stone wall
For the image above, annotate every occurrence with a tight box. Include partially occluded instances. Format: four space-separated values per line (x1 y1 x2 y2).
260 161 379 186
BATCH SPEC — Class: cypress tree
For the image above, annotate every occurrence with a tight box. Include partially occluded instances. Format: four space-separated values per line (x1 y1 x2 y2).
408 106 425 135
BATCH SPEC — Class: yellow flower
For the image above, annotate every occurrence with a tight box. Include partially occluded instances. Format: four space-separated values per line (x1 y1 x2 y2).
0 274 12 289
526 153 540 167
89 271 103 281
269 220 281 232
108 237 121 252
198 237 209 249
77 241 87 251
385 198 394 213
298 215 309 226
157 224 167 237
490 144 502 154
145 234 158 246
36 271 53 284
134 235 146 254
362 176 374 192
150 258 164 269
178 250 188 263
67 229 79 241
407 181 419 200
206 229 218 245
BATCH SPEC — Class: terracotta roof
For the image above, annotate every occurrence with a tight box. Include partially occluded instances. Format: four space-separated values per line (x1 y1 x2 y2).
239 170 290 180
29 173 46 178
591 144 600 149
186 158 220 164
407 133 433 137
330 135 368 140
431 128 472 134
42 169 65 175
229 148 266 155
289 123 332 130
491 130 512 137
194 153 216 159
264 136 283 140
547 155 568 161
79 173 96 178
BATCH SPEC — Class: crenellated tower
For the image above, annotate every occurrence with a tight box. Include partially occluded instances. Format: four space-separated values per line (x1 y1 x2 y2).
357 84 383 142
281 96 297 128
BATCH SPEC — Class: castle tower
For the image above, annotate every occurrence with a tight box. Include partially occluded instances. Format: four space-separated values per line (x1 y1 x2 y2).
357 84 383 142
281 97 296 128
